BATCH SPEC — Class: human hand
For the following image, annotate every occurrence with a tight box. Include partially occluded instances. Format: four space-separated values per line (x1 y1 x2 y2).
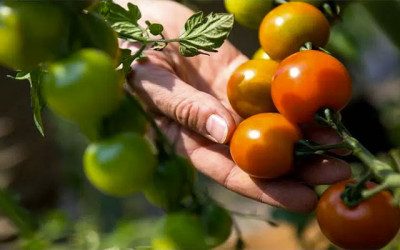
119 0 351 213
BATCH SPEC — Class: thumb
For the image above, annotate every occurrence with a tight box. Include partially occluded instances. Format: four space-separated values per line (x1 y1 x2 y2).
126 62 236 144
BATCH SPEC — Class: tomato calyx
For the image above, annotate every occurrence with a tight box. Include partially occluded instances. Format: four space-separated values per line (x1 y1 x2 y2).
300 42 331 54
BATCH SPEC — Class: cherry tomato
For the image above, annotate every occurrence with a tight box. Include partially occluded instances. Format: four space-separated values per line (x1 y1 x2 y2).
317 180 400 249
83 133 157 196
230 113 302 178
42 49 121 123
152 213 208 250
259 2 330 60
224 0 274 29
272 50 352 123
201 204 232 248
227 59 279 118
0 1 68 70
144 155 195 211
252 48 271 60
76 12 120 63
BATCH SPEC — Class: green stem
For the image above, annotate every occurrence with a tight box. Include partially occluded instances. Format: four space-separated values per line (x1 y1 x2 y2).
147 38 181 43
316 108 400 203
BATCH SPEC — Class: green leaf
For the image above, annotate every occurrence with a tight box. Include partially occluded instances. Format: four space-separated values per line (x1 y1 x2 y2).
118 48 146 74
8 70 46 136
148 23 164 36
97 1 144 42
179 12 234 57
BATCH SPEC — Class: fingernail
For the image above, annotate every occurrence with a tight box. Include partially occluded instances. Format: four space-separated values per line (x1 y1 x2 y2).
206 114 228 143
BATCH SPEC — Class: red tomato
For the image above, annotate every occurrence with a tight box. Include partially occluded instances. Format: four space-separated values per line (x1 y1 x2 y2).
259 2 330 60
230 113 302 179
272 50 352 123
317 180 400 249
227 59 279 118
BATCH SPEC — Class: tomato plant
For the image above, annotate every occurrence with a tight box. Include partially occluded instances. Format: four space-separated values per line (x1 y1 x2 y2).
227 59 279 118
0 1 68 70
201 204 232 248
75 12 120 63
224 0 274 29
272 50 352 123
42 49 121 123
259 2 330 60
144 155 195 211
83 132 157 196
317 180 400 249
230 113 302 178
152 212 208 250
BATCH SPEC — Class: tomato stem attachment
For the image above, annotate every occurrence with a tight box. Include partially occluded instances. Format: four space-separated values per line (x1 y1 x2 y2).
295 139 351 156
315 108 400 206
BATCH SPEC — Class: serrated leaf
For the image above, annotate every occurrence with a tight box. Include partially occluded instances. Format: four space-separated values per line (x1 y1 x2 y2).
118 48 146 74
97 1 144 42
179 12 233 57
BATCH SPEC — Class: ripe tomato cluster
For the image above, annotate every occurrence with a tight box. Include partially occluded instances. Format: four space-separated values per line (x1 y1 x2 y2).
226 1 400 249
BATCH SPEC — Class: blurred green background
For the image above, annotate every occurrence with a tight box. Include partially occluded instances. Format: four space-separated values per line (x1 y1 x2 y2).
0 1 400 249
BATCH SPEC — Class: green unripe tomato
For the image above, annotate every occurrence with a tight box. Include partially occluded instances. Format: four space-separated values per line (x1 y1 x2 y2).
42 49 121 123
252 48 271 60
152 213 208 250
224 0 274 29
83 133 157 196
201 204 232 248
0 1 68 70
75 12 120 63
144 155 195 211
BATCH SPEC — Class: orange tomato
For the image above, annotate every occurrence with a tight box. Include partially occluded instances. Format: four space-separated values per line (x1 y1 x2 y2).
259 2 330 60
272 50 352 123
227 59 279 118
317 180 400 249
230 113 302 178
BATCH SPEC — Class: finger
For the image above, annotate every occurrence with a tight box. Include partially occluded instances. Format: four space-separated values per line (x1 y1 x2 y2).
174 126 318 213
294 155 352 185
127 60 236 144
301 123 351 156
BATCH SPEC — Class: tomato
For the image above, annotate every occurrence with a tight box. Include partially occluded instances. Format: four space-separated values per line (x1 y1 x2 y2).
259 2 330 60
227 59 279 118
201 204 232 248
152 213 208 250
252 48 271 60
83 132 157 196
75 12 120 63
144 155 195 211
224 0 274 29
0 1 68 70
271 50 352 123
317 180 400 249
230 113 302 178
42 49 121 123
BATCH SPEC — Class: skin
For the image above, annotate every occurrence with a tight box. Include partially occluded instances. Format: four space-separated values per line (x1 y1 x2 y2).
117 0 351 213
259 2 330 60
230 113 301 178
272 50 352 123
227 59 279 118
317 180 400 249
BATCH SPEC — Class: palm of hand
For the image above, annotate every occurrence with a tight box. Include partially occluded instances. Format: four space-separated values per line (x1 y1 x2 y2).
121 0 351 213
